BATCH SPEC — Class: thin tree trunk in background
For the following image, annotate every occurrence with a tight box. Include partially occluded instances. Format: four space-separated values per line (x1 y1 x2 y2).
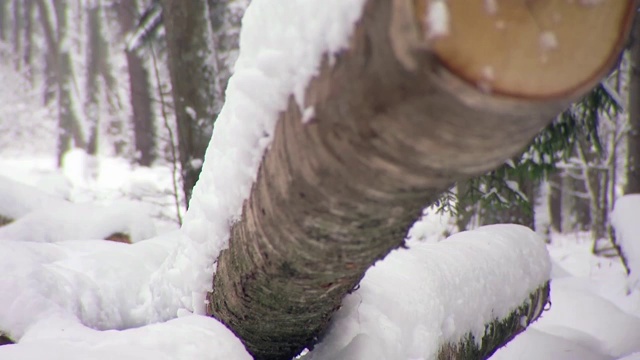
561 163 591 233
96 2 123 156
548 171 563 233
23 0 34 78
116 0 155 166
207 1 634 358
0 0 7 42
37 0 57 105
53 0 85 166
12 0 22 70
626 14 640 194
37 0 85 166
85 1 103 156
576 139 608 252
161 0 218 207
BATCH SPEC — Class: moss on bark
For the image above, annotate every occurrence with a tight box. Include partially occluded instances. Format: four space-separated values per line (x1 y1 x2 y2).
437 283 550 360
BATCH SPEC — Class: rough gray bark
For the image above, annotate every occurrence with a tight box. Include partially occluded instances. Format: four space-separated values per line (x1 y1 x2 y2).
116 0 156 166
627 14 640 194
161 0 218 207
206 1 633 359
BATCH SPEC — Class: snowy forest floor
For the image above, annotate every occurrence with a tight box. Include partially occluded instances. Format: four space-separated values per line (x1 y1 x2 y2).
1 153 640 360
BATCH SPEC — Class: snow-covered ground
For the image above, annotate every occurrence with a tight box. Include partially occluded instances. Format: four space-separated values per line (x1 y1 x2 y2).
492 232 640 360
0 155 639 359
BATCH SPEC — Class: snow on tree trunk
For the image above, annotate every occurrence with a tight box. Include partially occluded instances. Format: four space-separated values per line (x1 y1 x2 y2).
204 0 635 358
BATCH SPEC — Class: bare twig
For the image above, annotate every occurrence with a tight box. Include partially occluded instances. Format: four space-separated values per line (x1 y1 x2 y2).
149 43 183 226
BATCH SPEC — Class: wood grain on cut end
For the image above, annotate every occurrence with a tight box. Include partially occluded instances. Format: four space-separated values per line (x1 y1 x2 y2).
413 0 635 99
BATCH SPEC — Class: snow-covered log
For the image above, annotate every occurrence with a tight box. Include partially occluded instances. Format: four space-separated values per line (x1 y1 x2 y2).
611 195 640 288
201 0 634 358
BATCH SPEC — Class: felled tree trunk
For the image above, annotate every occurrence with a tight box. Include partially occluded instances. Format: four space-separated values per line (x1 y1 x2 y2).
207 1 635 359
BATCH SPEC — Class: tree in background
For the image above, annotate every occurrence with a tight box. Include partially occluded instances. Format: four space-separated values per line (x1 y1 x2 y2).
161 0 219 207
37 0 86 166
115 0 156 167
452 83 622 253
627 14 640 195
131 0 248 206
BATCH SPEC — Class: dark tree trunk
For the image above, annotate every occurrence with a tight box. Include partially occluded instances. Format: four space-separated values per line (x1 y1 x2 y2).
116 0 156 166
37 0 85 166
206 1 634 359
53 0 85 165
627 14 640 194
85 1 105 156
12 0 22 70
0 0 7 42
22 0 34 78
548 172 563 232
161 0 218 207
207 0 246 97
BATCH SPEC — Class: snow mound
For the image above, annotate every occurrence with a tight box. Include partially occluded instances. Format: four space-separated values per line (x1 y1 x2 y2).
611 195 640 289
0 175 65 220
306 224 550 359
0 200 156 243
0 315 250 360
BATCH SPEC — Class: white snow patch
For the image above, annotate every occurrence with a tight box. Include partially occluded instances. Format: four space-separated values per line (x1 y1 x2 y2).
539 31 559 52
611 195 640 289
579 0 607 6
302 106 316 124
190 158 203 170
426 1 450 38
484 0 498 15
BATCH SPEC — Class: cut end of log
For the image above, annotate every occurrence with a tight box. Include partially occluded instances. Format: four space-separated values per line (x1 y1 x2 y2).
409 0 635 99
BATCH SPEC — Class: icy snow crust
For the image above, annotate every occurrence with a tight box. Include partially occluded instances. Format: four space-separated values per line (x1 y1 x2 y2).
0 0 553 359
